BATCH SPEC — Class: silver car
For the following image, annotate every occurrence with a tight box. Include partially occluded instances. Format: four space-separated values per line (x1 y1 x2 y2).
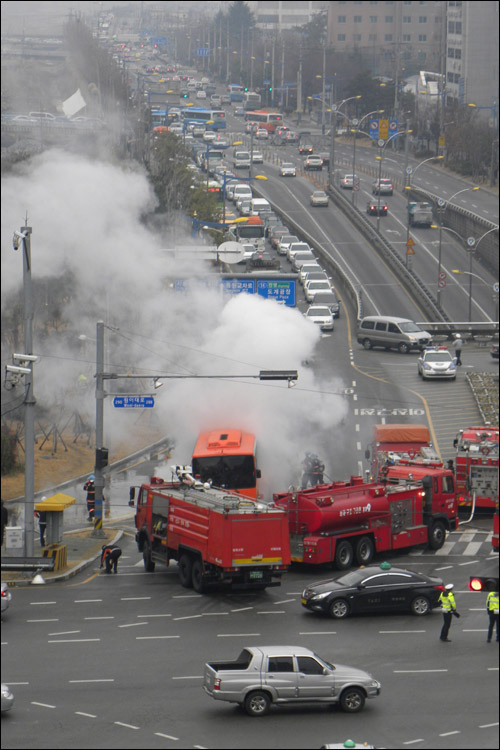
304 306 335 332
1 684 14 713
280 162 297 177
310 190 329 207
1 582 11 614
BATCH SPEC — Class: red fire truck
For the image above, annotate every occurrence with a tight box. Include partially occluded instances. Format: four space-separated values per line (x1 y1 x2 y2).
453 426 499 511
131 467 289 593
366 424 440 480
273 469 458 570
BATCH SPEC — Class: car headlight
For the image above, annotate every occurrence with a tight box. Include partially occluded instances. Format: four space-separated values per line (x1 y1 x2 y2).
423 362 432 369
311 591 331 601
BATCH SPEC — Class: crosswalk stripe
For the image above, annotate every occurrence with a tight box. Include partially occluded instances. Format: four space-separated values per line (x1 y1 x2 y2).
463 541 484 556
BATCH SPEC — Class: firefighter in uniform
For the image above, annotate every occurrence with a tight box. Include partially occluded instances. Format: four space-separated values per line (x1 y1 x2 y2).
83 474 96 521
100 543 122 574
439 583 458 642
486 589 499 643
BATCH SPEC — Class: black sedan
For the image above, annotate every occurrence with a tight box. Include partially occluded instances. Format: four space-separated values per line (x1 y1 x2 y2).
366 201 388 216
301 564 444 619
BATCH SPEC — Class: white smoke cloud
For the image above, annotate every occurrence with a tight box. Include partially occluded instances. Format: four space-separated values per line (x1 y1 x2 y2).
1 149 349 496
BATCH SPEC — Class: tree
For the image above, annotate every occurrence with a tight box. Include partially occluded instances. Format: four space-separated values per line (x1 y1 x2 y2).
148 132 196 213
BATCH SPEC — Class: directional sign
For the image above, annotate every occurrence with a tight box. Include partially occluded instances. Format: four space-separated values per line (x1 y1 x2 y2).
197 47 210 57
493 282 499 293
113 396 154 408
379 119 389 140
369 120 379 139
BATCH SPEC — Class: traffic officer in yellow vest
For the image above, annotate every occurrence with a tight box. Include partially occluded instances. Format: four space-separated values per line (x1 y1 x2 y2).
439 583 459 642
486 589 499 643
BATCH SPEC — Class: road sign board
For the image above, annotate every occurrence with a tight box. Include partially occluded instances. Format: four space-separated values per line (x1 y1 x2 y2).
438 278 446 288
113 396 154 408
439 271 447 281
406 236 415 246
379 119 389 140
197 47 210 57
493 282 499 293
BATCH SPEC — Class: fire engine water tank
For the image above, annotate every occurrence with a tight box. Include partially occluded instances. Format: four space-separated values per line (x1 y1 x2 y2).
286 487 390 535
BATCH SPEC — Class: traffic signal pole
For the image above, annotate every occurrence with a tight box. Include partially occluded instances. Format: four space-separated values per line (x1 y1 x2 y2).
92 320 106 538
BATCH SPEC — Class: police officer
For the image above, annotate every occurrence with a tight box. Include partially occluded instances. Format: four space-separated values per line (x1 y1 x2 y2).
439 583 458 642
486 589 499 643
100 544 122 574
83 474 95 521
452 333 463 365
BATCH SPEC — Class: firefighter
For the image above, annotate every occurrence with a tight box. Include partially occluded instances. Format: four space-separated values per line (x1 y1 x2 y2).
486 589 499 643
301 452 325 489
100 543 121 574
439 583 459 642
83 474 95 521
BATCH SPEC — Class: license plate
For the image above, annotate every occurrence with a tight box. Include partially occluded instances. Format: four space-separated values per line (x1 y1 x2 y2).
301 598 307 605
249 571 263 580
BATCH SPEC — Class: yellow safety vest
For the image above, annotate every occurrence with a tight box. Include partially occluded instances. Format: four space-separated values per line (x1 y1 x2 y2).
486 592 499 612
439 591 456 611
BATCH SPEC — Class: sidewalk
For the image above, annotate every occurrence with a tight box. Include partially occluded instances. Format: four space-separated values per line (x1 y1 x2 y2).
1 526 125 586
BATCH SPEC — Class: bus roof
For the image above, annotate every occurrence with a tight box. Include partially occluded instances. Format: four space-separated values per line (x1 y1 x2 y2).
193 429 256 457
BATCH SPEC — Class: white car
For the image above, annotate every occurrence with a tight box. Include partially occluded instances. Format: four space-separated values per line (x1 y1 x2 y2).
279 162 297 177
255 128 269 139
252 151 264 163
340 174 359 189
203 131 216 142
192 125 205 137
277 235 299 256
287 241 311 261
304 306 335 332
196 90 207 99
299 263 322 285
310 190 329 207
305 279 333 303
417 347 457 380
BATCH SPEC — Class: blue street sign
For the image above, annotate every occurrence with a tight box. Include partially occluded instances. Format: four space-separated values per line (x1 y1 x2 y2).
257 279 296 306
197 47 210 57
389 119 398 132
369 119 379 139
113 396 154 408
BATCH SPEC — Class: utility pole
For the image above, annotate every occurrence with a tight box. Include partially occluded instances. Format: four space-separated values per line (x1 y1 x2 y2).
92 320 106 538
21 220 35 557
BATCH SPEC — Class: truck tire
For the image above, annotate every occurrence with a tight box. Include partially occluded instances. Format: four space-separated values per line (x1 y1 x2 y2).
334 540 354 570
244 690 271 717
362 338 372 350
178 554 193 588
355 536 374 566
410 595 431 616
428 521 446 550
339 687 365 713
329 598 350 619
191 559 206 593
143 543 155 572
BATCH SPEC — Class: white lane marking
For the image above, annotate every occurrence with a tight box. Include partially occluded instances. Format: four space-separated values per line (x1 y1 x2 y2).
171 675 203 680
75 712 97 718
217 633 261 637
435 565 453 571
402 741 425 745
299 631 336 635
274 599 296 604
230 607 254 612
120 597 151 601
155 733 179 740
114 721 140 730
379 630 426 634
462 542 483 556
85 616 114 620
30 601 57 605
136 635 180 640
48 630 81 636
458 559 481 566
479 722 499 728
74 599 102 603
69 679 114 683
202 612 229 616
32 702 56 708
257 610 286 614
439 731 461 737
137 614 172 618
27 619 59 623
173 614 202 621
48 639 101 643
119 622 148 628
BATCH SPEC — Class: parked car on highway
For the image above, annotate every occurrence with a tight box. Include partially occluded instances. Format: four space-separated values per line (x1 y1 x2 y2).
304 156 323 171
366 201 388 216
372 177 394 196
417 347 457 380
302 564 445 619
304 305 335 332
310 190 329 207
279 162 297 177
203 645 381 715
1 582 11 614
340 174 359 189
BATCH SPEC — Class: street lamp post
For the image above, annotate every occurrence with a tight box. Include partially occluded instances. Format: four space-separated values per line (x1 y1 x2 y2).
452 226 499 321
404 154 443 268
351 109 384 205
329 95 361 189
374 129 407 232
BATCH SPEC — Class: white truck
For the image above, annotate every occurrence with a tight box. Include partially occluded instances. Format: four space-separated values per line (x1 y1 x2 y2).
203 645 381 716
408 200 433 227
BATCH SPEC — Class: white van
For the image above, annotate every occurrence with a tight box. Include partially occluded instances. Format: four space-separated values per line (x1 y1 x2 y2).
357 316 432 353
250 198 271 216
232 184 253 204
233 150 251 168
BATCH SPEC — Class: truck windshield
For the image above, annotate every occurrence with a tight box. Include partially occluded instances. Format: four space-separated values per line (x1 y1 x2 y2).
192 455 256 489
238 226 265 238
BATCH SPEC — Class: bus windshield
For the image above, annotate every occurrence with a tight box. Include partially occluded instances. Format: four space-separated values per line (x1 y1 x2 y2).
192 455 256 490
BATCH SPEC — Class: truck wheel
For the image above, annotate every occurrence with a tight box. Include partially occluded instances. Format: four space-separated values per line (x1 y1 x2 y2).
244 691 271 717
355 536 374 566
178 555 193 588
334 540 353 570
191 559 206 594
339 687 365 713
428 521 446 550
329 598 350 619
410 595 431 616
363 338 372 350
143 543 155 572
398 342 410 354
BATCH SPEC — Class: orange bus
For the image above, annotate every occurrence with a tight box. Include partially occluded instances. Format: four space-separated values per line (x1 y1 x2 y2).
244 110 283 132
191 429 261 498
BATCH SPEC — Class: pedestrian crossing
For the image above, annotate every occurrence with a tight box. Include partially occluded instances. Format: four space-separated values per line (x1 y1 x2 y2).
409 529 494 557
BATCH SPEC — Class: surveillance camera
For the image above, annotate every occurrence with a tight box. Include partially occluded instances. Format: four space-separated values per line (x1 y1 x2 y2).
5 364 31 375
13 353 39 363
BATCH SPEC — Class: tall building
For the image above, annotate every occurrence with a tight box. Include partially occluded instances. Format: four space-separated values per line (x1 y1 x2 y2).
247 1 330 30
445 1 499 120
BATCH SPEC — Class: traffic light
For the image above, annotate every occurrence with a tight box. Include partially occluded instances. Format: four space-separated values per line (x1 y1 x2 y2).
244 86 248 92
469 576 499 592
268 86 272 92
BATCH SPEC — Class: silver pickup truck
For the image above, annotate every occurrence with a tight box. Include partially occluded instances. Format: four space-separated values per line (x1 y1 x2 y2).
203 645 381 716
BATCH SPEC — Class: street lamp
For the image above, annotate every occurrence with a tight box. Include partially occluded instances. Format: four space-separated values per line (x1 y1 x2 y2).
374 129 407 232
351 109 384 204
435 187 479 307
403 154 443 268
329 95 362 188
451 226 499 321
